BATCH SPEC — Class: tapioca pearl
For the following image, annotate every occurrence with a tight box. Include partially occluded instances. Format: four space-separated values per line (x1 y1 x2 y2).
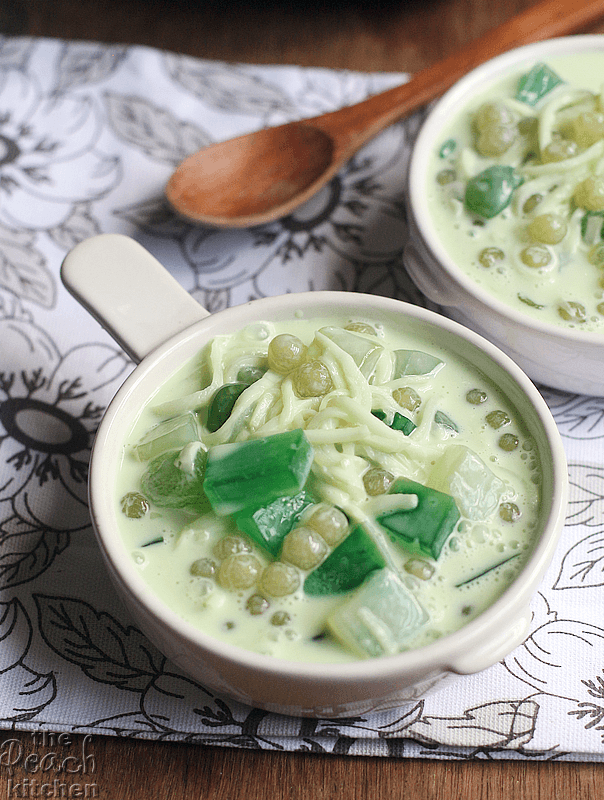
486 410 511 429
304 504 349 546
281 526 328 570
213 535 252 559
404 558 435 580
363 467 395 496
217 554 262 591
268 334 308 374
498 433 519 452
246 594 270 615
121 492 150 519
528 213 567 245
190 557 217 577
499 502 521 523
558 301 587 324
271 610 291 626
260 562 300 597
466 388 488 405
292 360 333 398
393 386 422 411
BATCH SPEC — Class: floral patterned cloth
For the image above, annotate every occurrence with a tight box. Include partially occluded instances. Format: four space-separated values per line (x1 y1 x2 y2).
1 34 604 762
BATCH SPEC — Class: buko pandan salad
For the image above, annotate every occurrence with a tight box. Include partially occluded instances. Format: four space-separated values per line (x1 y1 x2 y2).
117 316 542 663
429 51 604 330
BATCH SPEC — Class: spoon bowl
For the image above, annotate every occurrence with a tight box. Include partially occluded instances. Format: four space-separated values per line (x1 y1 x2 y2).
167 123 335 227
166 0 604 228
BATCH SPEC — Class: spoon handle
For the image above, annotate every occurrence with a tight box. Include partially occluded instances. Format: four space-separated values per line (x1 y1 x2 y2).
313 0 604 158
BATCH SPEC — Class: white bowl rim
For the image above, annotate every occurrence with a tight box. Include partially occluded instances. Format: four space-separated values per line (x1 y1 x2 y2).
89 290 568 683
408 34 604 346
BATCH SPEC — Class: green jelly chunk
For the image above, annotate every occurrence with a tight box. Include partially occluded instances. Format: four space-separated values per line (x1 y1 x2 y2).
133 411 200 461
377 477 460 560
516 62 563 106
319 326 383 379
206 382 249 433
326 568 428 658
235 490 315 556
304 523 386 596
141 442 209 512
393 349 443 377
372 409 417 436
203 429 313 515
465 166 522 219
429 444 505 521
434 410 459 434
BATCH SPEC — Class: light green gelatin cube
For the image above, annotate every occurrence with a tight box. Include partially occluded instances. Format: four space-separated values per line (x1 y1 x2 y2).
326 568 428 658
377 477 460 560
319 326 383 379
203 429 313 515
429 444 506 520
235 490 315 556
141 442 209 512
516 62 563 106
393 349 443 377
133 412 200 461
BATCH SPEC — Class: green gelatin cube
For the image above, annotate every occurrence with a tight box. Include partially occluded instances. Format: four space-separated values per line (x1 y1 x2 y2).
319 326 383 379
141 442 209 512
429 444 505 521
206 382 249 433
377 477 460 560
465 166 522 219
203 429 313 515
372 409 417 436
392 349 443 377
516 62 562 106
326 568 428 658
235 490 315 556
133 412 200 461
304 523 386 596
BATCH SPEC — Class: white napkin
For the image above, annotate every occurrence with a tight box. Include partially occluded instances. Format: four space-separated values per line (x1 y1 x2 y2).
0 34 602 762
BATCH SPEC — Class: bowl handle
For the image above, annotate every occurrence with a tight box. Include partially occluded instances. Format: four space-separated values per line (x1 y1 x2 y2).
449 609 532 676
61 234 210 363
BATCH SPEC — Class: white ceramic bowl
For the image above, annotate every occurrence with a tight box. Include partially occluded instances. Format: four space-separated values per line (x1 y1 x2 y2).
405 35 604 396
61 234 568 718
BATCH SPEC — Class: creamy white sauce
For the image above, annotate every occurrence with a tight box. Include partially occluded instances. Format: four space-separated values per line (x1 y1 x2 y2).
116 317 542 663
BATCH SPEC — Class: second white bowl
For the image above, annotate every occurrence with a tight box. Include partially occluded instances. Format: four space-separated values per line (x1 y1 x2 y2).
405 35 604 395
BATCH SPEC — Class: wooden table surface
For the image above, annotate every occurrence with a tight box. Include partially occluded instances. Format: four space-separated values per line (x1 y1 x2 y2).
2 0 604 797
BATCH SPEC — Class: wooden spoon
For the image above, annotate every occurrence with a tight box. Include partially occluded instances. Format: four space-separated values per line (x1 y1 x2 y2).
166 0 604 228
